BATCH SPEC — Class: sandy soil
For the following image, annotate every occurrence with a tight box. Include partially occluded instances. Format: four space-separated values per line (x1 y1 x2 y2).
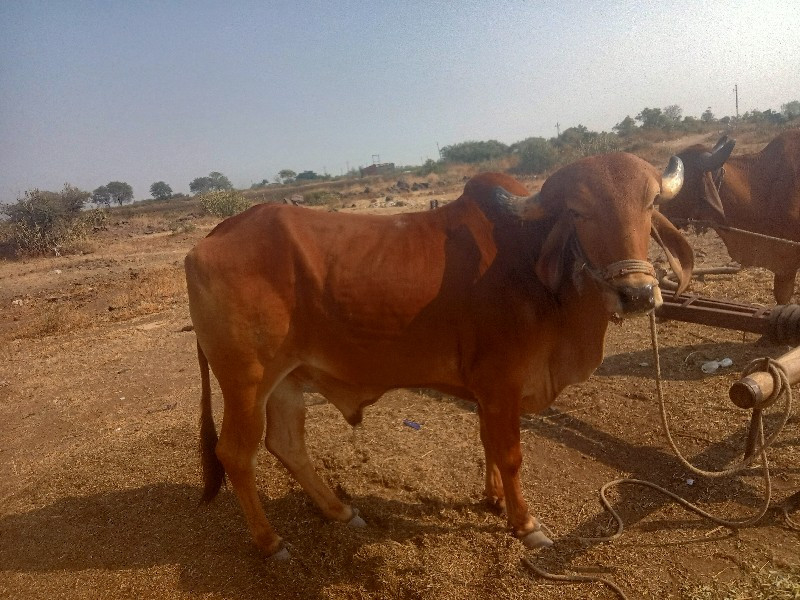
1 172 798 600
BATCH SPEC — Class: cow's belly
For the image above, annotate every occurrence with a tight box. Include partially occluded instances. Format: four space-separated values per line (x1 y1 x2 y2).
718 229 800 273
292 363 474 426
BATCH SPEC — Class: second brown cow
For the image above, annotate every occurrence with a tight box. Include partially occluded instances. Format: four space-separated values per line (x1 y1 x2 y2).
660 129 800 303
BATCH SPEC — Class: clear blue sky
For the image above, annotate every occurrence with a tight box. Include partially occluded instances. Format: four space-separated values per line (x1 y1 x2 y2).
1 0 799 202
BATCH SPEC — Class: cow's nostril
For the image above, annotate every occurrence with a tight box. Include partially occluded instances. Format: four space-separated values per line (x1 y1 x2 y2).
618 284 656 313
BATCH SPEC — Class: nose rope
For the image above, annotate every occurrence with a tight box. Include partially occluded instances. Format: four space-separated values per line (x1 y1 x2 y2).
600 259 657 281
571 237 656 287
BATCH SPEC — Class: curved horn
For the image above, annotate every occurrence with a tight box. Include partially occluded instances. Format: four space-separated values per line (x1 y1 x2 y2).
659 155 684 201
711 135 729 153
493 187 548 221
700 138 735 172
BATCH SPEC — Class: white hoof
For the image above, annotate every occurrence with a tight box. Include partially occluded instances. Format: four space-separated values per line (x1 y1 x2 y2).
520 528 553 549
269 546 291 561
347 507 367 528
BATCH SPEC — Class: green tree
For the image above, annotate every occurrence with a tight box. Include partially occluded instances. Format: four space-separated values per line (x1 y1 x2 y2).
416 158 445 176
92 185 112 207
440 140 510 163
555 125 590 147
514 137 557 174
149 181 173 200
781 100 800 119
681 115 704 132
663 104 683 127
612 116 637 136
701 107 715 123
635 107 668 129
190 171 233 194
92 181 132 206
106 181 133 205
189 177 213 194
295 170 318 181
208 171 232 190
278 169 296 184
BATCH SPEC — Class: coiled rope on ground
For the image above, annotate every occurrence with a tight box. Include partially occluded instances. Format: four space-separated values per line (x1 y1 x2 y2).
522 311 797 599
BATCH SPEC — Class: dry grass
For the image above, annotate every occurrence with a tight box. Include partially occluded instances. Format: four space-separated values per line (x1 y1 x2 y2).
16 303 93 339
6 264 188 342
681 563 800 599
106 266 187 321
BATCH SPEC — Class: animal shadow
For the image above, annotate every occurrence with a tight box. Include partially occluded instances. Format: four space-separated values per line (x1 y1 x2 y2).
0 482 497 599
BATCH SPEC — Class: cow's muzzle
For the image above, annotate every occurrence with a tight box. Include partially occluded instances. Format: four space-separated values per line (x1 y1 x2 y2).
571 238 662 317
616 282 660 316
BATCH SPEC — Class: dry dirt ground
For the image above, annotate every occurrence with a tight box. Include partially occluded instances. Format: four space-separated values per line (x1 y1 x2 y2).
1 172 799 599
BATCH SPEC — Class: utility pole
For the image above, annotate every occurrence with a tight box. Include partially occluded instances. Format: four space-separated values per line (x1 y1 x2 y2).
555 122 560 137
436 141 442 159
734 84 739 119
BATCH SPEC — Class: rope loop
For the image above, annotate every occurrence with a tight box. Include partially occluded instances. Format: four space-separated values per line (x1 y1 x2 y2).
741 357 791 410
523 312 796 597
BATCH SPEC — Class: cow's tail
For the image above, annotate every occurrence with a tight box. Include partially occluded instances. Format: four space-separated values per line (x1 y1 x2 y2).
198 341 225 502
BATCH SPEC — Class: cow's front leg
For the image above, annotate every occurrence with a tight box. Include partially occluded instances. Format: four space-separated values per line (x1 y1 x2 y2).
477 407 505 512
477 400 553 548
773 270 797 305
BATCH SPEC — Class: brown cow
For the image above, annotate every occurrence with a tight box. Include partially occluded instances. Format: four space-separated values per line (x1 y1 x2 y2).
659 129 800 303
185 154 693 559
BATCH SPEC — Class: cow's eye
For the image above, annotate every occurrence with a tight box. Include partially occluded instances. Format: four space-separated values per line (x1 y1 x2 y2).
568 208 583 220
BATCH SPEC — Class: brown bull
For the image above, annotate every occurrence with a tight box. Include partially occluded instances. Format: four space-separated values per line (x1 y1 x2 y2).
185 153 693 559
659 129 800 303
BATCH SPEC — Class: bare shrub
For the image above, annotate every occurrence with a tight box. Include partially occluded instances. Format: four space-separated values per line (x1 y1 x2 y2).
1 185 104 257
199 190 250 218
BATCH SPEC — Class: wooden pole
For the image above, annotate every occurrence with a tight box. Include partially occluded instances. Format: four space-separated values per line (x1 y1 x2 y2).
729 345 800 409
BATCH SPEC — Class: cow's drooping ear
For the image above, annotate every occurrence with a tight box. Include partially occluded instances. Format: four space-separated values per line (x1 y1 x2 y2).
651 210 695 294
535 216 573 293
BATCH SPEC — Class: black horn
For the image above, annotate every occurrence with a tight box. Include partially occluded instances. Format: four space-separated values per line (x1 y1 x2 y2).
701 138 736 172
711 135 729 153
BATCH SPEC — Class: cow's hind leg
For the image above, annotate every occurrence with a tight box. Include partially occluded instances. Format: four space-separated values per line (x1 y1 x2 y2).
265 374 363 526
774 270 797 305
215 372 286 558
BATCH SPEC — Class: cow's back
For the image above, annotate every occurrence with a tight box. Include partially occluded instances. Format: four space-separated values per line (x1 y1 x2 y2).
713 130 800 271
185 200 527 389
750 129 800 223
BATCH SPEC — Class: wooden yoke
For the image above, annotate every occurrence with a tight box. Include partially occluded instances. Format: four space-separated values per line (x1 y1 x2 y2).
729 345 800 409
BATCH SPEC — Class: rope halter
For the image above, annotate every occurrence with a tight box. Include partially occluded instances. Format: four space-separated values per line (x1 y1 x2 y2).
570 236 656 291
